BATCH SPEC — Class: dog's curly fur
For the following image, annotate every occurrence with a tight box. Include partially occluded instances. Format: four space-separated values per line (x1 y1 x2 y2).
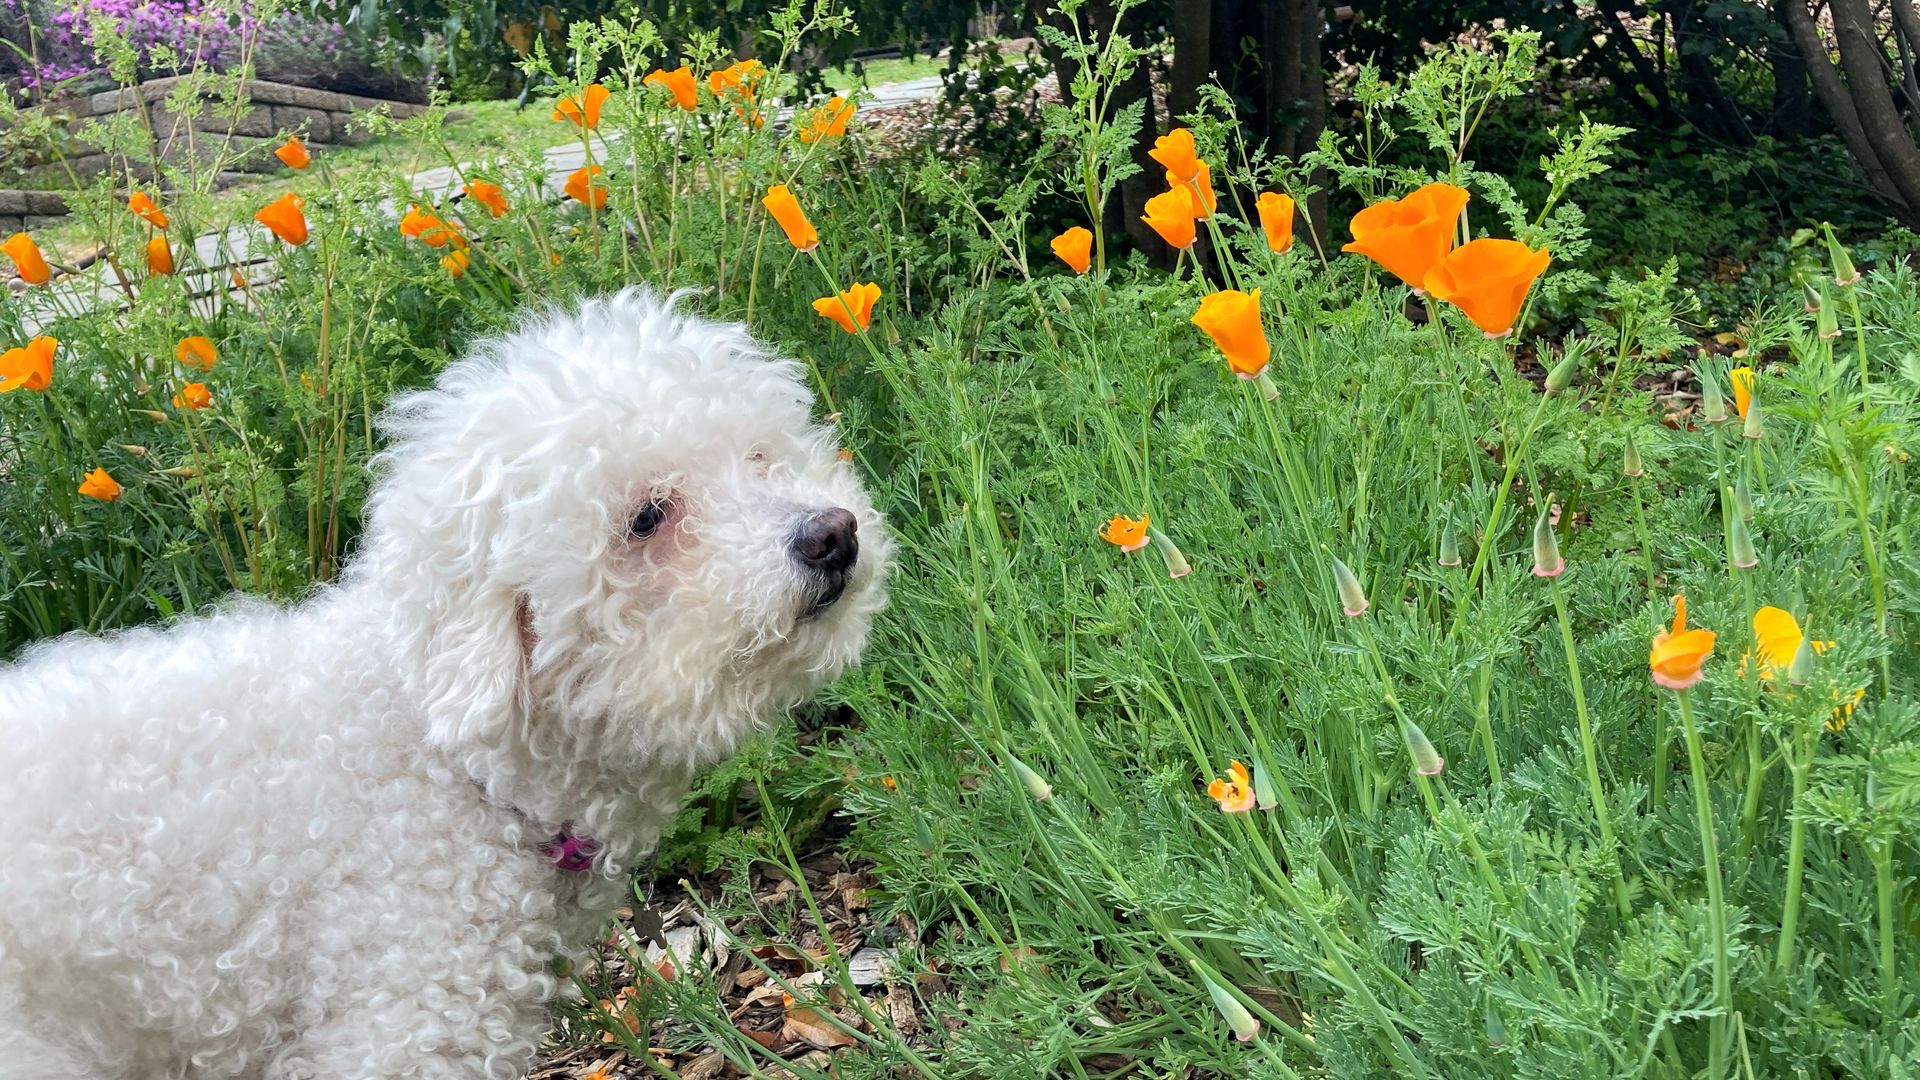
0 290 887 1078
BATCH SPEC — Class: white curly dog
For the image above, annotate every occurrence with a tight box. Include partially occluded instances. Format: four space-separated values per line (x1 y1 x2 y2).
0 289 887 1078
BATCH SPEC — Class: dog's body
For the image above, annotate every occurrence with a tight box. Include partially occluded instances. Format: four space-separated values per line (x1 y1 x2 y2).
0 291 886 1078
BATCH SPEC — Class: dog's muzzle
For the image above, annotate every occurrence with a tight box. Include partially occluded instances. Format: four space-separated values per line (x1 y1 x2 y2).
791 507 859 619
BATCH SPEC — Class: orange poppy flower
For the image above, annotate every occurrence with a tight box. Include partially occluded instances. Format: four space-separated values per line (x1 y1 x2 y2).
172 381 211 410
441 248 470 277
1423 238 1550 338
176 336 217 370
1148 127 1202 184
762 185 819 252
255 193 308 246
799 96 855 143
1050 226 1092 274
464 180 508 218
274 136 310 169
707 60 766 127
1191 289 1270 379
1342 181 1471 290
1099 513 1150 552
643 65 699 110
400 207 464 248
78 467 122 502
552 83 610 128
128 191 169 229
1170 160 1216 218
1650 595 1715 690
1206 761 1257 814
1256 192 1294 253
812 282 880 334
0 335 56 393
3 232 51 285
1729 366 1754 418
146 235 174 275
564 166 608 210
1141 189 1197 251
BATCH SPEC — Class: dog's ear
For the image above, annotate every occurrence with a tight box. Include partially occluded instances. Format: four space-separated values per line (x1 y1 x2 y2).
360 383 530 751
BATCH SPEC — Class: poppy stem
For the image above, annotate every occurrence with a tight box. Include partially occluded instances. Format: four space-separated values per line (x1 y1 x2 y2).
1549 576 1632 919
1674 688 1731 1078
1775 739 1812 974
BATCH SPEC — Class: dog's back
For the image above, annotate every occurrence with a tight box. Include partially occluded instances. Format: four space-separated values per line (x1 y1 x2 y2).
0 595 438 1077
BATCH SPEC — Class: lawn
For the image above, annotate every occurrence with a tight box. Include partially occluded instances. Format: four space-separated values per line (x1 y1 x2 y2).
3 9 1917 1080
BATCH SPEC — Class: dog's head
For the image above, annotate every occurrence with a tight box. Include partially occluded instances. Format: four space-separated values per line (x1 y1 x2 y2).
354 289 887 769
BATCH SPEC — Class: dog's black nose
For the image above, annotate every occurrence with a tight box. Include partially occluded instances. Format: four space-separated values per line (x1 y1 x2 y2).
792 507 859 575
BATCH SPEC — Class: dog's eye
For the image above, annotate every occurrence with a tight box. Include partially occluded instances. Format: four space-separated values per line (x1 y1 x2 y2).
630 500 669 539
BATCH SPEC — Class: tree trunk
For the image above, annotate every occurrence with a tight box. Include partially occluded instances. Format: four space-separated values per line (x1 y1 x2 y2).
1168 0 1212 125
1828 0 1920 217
1781 0 1910 217
1769 0 1814 136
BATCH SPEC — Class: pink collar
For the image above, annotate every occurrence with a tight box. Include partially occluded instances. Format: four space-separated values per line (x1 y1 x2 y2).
538 827 601 873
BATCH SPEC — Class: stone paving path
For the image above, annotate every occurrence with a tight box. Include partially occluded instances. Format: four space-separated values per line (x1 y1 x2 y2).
11 75 947 335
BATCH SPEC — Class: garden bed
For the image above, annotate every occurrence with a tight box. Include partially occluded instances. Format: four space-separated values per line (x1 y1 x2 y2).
5 76 428 202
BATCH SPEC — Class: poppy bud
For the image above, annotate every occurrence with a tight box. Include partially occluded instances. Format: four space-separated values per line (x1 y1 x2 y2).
1545 349 1577 394
1330 555 1368 617
1484 999 1508 1047
1817 298 1840 340
115 443 147 457
161 465 200 477
1202 974 1261 1043
1698 365 1728 424
1402 719 1444 776
1822 222 1860 287
913 810 936 854
1007 753 1053 802
1148 527 1191 579
134 409 169 422
1734 475 1754 521
1802 281 1822 314
1788 624 1816 687
1742 399 1764 441
1251 760 1279 812
1438 522 1462 567
1531 501 1565 578
1623 431 1645 478
1729 502 1758 570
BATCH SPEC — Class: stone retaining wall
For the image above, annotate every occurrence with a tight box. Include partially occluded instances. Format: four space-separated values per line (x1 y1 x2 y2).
2 78 426 231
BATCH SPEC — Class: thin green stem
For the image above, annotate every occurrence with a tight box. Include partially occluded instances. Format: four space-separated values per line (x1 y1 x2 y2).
1550 577 1631 918
1676 688 1730 1078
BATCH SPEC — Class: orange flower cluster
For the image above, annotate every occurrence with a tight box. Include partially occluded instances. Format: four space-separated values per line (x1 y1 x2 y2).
146 236 174 275
400 206 467 249
1341 181 1549 337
